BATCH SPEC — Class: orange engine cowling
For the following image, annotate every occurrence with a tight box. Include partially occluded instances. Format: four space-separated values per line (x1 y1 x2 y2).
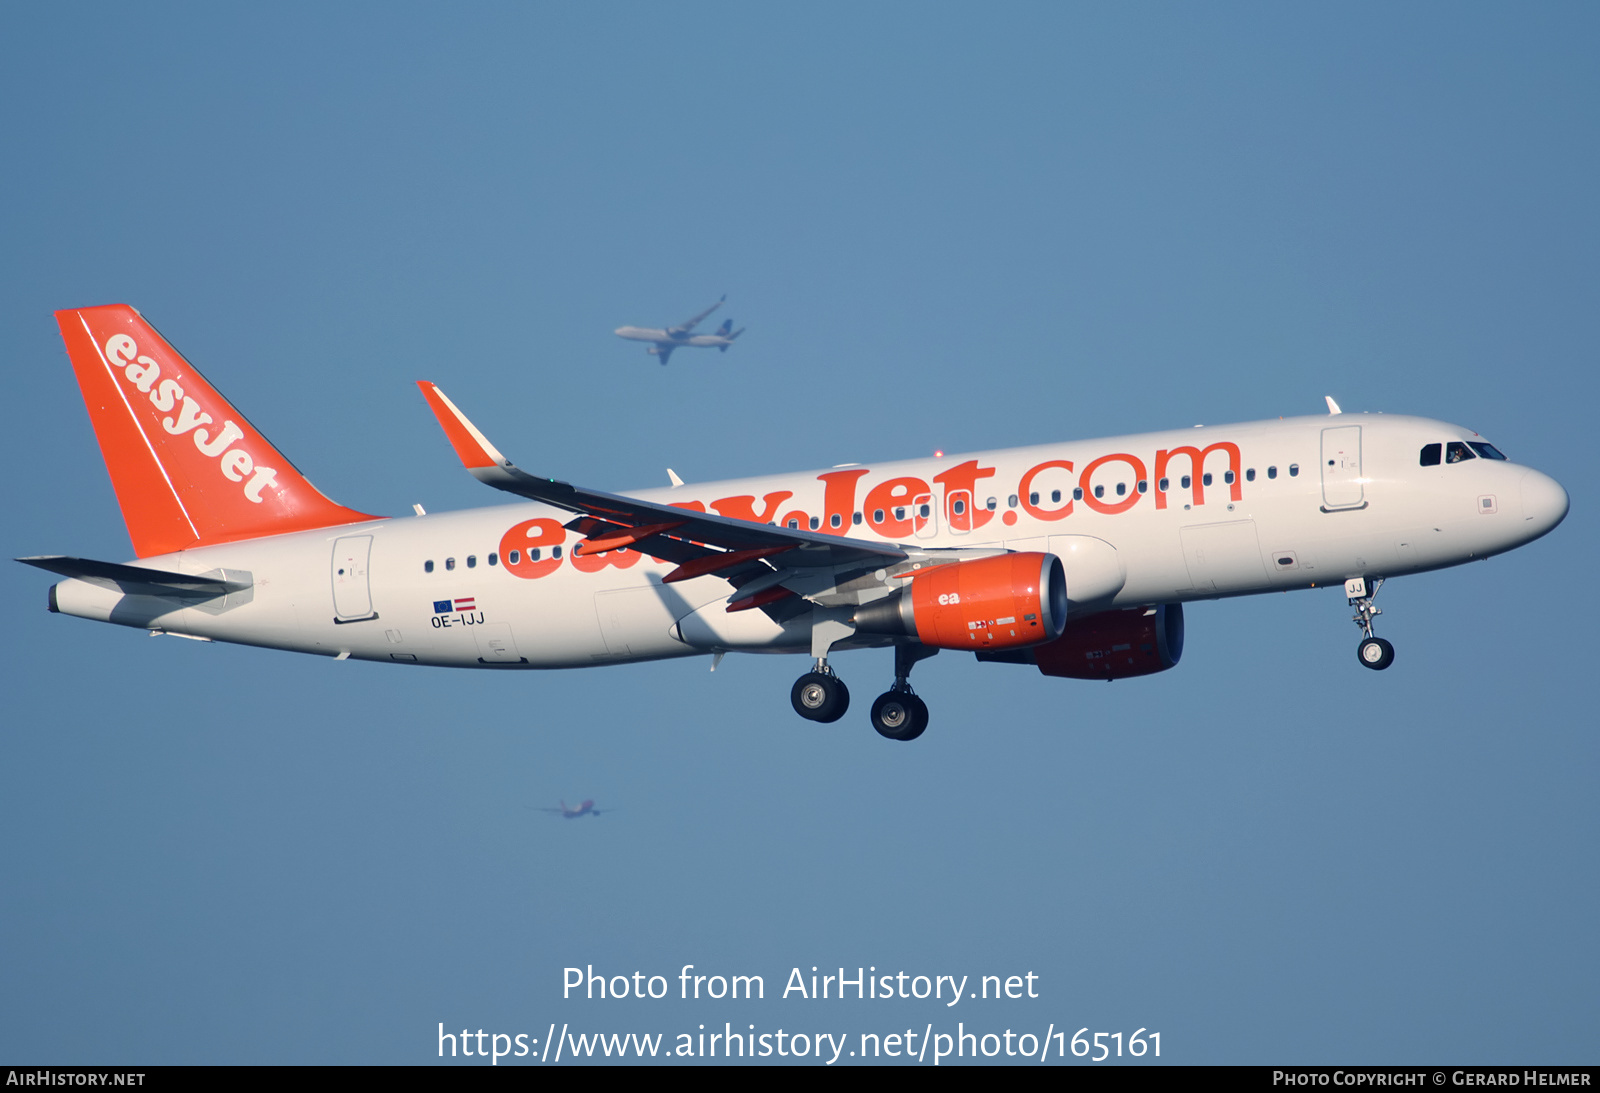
854 552 1067 651
978 603 1184 679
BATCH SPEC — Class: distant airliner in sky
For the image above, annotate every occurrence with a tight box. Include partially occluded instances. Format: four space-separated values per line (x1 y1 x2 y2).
533 800 605 819
24 306 1569 742
614 296 743 365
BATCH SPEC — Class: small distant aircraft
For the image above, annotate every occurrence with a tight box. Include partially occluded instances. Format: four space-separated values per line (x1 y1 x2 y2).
614 296 744 365
534 800 606 819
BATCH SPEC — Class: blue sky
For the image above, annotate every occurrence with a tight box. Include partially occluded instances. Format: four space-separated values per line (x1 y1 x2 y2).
2 2 1596 1064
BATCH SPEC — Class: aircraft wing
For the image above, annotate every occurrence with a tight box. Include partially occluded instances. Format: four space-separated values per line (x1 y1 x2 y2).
416 383 908 580
667 296 724 335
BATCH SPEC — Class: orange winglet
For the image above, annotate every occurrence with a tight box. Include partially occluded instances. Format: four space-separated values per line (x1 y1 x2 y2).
726 587 796 613
662 545 793 584
416 381 501 470
573 521 686 557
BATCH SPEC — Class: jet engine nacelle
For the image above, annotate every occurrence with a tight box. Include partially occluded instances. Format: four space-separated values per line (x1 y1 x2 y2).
854 552 1067 652
1027 603 1184 680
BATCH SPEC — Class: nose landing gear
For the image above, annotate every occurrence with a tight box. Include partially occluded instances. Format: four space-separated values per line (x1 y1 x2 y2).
1347 577 1395 671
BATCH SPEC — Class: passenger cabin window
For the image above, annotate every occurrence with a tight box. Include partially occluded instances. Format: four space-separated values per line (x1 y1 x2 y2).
1289 464 1299 477
1007 495 1018 508
1246 468 1256 482
466 555 477 568
1224 470 1235 485
488 553 498 566
1202 473 1213 487
1268 466 1278 479
552 546 562 559
1029 491 1040 505
810 516 821 530
1469 442 1507 460
985 497 997 511
874 508 885 523
1093 485 1104 499
1420 443 1442 466
1115 482 1126 496
424 560 434 573
445 557 455 571
830 513 842 528
852 512 863 525
1445 442 1476 464
508 550 520 564
952 499 966 515
1158 478 1169 491
1073 487 1084 501
1137 480 1148 494
1050 490 1061 503
1181 475 1192 489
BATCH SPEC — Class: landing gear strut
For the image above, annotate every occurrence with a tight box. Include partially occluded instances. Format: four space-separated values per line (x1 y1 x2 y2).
792 609 855 723
870 644 937 741
1347 577 1395 671
791 661 850 722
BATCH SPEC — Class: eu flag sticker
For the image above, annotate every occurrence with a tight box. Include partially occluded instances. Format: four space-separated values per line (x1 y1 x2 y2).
433 600 452 614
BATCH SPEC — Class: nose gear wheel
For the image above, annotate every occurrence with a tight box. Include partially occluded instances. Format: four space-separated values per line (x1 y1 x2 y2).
1357 636 1395 670
1348 578 1395 671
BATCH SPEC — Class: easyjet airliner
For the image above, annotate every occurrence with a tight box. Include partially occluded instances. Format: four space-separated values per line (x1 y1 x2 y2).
23 306 1569 741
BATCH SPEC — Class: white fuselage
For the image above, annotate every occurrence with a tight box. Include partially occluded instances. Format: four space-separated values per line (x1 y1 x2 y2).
49 414 1569 670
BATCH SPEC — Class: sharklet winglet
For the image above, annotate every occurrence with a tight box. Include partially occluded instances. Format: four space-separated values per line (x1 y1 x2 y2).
416 382 510 470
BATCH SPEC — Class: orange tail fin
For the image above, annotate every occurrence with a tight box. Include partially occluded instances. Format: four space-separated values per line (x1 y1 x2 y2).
56 305 379 557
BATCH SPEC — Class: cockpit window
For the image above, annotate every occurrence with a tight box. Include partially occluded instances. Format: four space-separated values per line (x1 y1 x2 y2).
1468 442 1507 461
1445 441 1476 464
1420 443 1441 466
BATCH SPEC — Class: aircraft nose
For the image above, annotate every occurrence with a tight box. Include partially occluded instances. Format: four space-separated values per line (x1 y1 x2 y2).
1518 467 1569 539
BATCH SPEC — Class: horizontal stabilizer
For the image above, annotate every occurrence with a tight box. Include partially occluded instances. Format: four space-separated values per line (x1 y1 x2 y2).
17 555 248 597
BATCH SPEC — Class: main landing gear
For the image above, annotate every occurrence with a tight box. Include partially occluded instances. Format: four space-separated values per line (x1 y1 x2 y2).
791 664 850 723
869 643 938 741
870 689 928 742
1347 577 1395 671
790 644 937 741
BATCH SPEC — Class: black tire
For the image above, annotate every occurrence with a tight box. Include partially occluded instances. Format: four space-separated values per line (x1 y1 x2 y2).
904 694 929 740
791 672 849 722
821 679 850 723
1357 637 1395 671
871 691 928 741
